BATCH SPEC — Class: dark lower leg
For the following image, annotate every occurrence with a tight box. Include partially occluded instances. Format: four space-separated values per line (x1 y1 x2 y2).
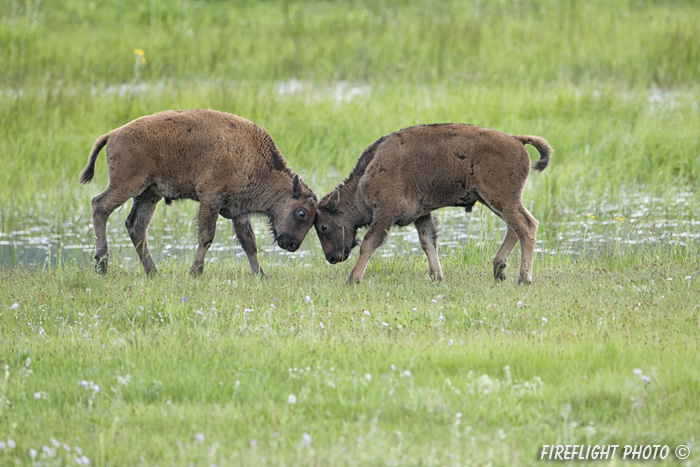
125 189 161 276
191 202 220 277
233 216 264 276
415 214 443 281
493 227 518 281
348 217 392 284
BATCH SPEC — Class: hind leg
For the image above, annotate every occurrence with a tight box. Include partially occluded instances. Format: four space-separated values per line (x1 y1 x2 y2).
499 204 538 284
125 186 162 276
91 184 141 274
191 199 221 277
232 215 265 277
492 226 519 281
415 213 443 281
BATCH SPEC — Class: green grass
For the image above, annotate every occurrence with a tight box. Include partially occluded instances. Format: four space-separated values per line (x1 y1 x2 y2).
1 251 699 465
2 0 700 464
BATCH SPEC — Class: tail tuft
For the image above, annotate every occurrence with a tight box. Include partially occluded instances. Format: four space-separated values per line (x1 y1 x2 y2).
79 134 109 184
516 135 552 172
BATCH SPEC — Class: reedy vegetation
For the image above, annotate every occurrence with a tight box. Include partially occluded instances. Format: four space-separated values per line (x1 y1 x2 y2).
1 0 699 465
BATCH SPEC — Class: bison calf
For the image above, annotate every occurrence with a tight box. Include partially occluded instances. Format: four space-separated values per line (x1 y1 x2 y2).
314 124 552 284
79 109 317 277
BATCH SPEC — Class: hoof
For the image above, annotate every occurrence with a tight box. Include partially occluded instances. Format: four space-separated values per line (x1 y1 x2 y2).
253 267 268 279
517 275 533 285
189 267 204 277
493 262 507 281
95 257 108 275
346 275 362 285
429 272 444 282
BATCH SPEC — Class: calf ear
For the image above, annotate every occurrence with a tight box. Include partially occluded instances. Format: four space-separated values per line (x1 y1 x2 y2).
292 175 302 199
327 189 340 213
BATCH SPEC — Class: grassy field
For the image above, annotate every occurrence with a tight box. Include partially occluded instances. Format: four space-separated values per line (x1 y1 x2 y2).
2 251 699 465
1 0 700 465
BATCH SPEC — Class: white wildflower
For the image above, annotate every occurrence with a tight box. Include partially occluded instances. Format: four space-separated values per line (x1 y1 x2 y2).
302 433 312 445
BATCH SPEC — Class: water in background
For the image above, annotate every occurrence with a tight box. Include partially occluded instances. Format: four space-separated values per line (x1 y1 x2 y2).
1 189 696 269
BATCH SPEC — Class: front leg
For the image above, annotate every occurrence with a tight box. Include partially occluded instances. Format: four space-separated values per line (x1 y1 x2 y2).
232 215 266 277
347 214 394 284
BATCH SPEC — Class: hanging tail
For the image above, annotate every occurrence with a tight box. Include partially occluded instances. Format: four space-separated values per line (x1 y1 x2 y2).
79 133 109 184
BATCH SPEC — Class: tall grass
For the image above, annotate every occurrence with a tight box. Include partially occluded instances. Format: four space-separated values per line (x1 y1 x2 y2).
1 82 698 218
2 0 699 87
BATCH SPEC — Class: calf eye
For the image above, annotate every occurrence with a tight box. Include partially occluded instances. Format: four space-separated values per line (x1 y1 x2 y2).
298 210 306 219
321 224 328 232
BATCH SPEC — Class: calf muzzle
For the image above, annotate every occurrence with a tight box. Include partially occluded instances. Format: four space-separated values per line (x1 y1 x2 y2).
326 248 351 264
276 233 300 252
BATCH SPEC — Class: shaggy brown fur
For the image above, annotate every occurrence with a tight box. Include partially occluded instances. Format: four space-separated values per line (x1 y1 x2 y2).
314 124 552 284
79 109 317 276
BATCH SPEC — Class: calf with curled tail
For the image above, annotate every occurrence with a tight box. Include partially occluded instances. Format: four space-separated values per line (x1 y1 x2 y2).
79 109 317 277
314 124 552 284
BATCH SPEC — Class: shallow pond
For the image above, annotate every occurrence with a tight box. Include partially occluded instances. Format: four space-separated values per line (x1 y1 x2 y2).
1 189 697 270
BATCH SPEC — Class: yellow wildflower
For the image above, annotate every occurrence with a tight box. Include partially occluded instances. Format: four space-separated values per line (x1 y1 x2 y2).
134 49 147 64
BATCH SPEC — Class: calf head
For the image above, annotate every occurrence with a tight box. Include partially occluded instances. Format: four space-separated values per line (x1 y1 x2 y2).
270 175 318 252
314 189 359 264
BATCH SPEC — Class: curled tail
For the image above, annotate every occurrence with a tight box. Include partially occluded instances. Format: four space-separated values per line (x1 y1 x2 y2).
79 134 109 184
515 135 553 172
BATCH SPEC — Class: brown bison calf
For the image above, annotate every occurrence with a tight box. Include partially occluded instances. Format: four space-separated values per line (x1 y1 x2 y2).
314 124 552 284
79 109 317 277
